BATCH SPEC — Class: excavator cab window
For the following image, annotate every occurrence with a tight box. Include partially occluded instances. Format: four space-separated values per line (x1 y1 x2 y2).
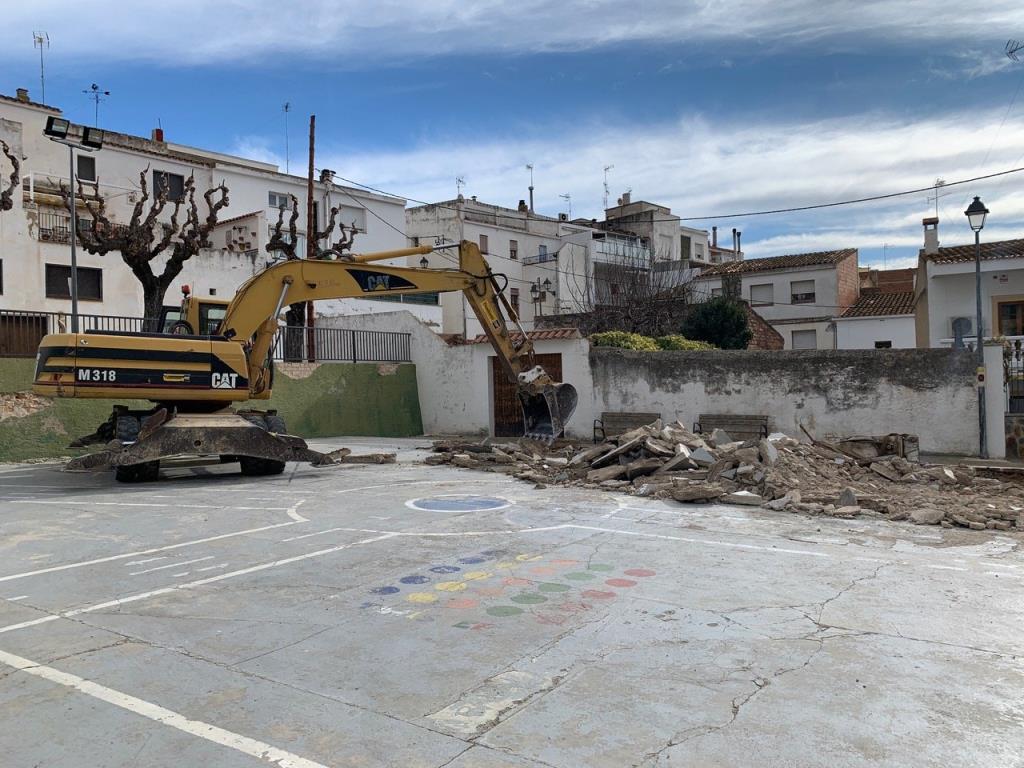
199 303 227 336
157 307 184 334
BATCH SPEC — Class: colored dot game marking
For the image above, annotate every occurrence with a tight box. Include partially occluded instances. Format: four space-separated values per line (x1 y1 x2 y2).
516 554 542 562
529 566 558 576
582 589 616 600
407 592 437 604
564 572 596 581
400 575 429 585
538 582 571 593
504 577 531 586
605 578 637 588
549 559 579 566
510 593 548 605
370 586 400 595
587 564 614 572
435 581 467 592
458 556 486 564
462 571 491 581
624 569 656 578
486 606 524 617
430 565 461 574
445 598 479 610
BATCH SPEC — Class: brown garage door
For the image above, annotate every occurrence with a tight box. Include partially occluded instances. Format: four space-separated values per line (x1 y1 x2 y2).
491 353 562 437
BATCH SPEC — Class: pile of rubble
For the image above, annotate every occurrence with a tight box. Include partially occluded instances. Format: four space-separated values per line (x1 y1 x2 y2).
426 420 1024 530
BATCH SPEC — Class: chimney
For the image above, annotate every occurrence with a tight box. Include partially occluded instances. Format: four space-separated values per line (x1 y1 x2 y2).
15 88 29 103
923 216 939 255
731 227 737 253
151 127 165 143
712 226 718 248
518 199 528 213
621 191 631 205
736 231 742 256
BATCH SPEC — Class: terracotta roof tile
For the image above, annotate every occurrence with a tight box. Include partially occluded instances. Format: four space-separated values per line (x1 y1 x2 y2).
696 248 857 276
466 328 582 344
922 238 1024 264
839 291 916 318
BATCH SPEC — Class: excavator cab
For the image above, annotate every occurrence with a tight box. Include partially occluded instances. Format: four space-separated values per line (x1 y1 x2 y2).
157 287 230 336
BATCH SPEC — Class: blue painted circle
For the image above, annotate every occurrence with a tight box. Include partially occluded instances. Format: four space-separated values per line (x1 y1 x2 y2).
370 586 400 595
430 565 461 574
400 575 429 585
407 495 510 512
458 556 487 564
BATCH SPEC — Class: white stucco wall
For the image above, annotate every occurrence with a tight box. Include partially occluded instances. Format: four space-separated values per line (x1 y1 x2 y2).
924 259 1024 345
694 264 839 322
835 315 916 349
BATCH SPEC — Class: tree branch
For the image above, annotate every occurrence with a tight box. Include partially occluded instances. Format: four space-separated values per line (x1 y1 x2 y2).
0 139 19 212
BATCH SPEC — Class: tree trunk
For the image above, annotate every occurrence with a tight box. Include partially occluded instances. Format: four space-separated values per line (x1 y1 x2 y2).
142 286 167 332
283 302 306 362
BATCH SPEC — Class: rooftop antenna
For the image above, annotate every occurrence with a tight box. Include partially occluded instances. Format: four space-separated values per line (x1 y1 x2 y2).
926 178 951 219
603 164 614 211
456 175 465 197
1007 39 1024 61
559 192 572 219
282 102 291 174
526 163 534 212
32 31 49 104
881 242 890 270
83 83 110 127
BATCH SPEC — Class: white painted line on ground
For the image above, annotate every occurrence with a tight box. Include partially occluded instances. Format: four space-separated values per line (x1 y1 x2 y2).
984 571 1023 579
0 520 303 584
0 648 330 768
129 557 215 576
565 524 832 558
0 533 397 636
927 564 968 572
985 562 1020 569
286 500 308 523
11 500 291 511
125 557 168 566
172 572 189 577
196 563 229 573
281 527 348 543
6 596 28 601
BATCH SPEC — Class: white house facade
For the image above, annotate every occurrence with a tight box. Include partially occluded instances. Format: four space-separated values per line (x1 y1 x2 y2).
834 291 916 349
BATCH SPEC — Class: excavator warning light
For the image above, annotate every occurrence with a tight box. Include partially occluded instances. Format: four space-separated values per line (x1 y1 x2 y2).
181 285 191 296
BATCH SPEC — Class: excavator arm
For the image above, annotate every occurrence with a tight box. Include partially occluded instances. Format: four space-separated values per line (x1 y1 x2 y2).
221 240 577 439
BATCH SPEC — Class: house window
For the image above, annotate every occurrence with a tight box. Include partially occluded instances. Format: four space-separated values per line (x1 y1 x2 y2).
791 279 815 304
997 301 1024 336
76 155 96 183
509 239 518 261
337 205 367 233
874 340 892 349
479 234 489 253
268 191 292 210
710 287 723 297
539 244 548 257
750 283 774 306
153 170 186 202
791 329 817 350
510 287 520 319
45 263 102 301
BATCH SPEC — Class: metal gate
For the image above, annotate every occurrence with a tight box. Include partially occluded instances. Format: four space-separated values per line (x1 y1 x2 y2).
491 353 562 437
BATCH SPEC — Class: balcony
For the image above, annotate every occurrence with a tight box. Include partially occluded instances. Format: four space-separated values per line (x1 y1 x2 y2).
523 249 557 265
32 209 132 243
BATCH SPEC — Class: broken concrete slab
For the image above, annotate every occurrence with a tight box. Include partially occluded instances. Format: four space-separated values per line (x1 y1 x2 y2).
870 462 900 482
589 437 644 469
723 490 764 506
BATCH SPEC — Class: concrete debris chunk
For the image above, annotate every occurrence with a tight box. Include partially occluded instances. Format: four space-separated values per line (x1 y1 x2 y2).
423 420 1017 529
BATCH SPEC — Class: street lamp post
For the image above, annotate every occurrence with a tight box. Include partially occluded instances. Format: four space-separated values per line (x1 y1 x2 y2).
43 116 104 334
965 195 990 459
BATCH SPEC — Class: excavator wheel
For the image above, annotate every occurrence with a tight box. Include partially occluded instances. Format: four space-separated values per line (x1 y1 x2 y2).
115 461 160 483
239 457 286 476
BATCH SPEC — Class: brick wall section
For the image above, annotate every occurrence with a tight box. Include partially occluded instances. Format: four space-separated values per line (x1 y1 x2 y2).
877 268 915 293
835 252 861 310
744 304 784 350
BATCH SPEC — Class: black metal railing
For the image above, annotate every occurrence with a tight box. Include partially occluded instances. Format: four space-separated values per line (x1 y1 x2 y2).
0 310 148 357
271 326 411 363
1006 340 1024 413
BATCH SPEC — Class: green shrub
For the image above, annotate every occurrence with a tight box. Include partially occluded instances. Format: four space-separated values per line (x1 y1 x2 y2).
654 335 716 351
589 331 660 351
681 297 752 349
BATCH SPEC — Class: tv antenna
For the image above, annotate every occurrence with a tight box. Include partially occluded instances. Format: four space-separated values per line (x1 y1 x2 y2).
1007 39 1024 61
603 164 614 211
83 83 110 127
926 178 952 219
559 192 572 219
881 242 891 270
526 163 534 212
282 102 291 174
456 176 465 197
33 32 49 104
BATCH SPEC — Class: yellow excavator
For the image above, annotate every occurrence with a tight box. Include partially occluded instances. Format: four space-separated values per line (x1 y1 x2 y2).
32 240 578 481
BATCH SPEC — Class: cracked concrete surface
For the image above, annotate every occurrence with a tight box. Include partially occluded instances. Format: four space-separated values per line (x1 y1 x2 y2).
0 437 1022 767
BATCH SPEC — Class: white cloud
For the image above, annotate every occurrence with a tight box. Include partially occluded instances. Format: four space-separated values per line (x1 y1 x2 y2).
289 107 1024 263
5 1 1023 64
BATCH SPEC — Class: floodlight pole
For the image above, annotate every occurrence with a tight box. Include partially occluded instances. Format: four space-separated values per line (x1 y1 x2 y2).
68 144 79 332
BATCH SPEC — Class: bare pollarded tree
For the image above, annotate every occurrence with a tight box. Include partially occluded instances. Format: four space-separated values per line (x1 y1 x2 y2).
0 139 19 212
61 169 229 327
265 195 359 359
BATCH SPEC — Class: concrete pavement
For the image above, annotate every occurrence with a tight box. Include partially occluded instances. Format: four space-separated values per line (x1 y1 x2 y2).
0 437 1021 767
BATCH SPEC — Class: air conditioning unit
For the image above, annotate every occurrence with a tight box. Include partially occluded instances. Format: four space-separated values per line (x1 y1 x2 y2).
558 213 568 221
951 316 974 336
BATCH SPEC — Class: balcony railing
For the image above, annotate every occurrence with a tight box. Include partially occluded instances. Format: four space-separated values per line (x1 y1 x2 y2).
0 310 147 357
523 250 556 265
33 209 135 243
271 326 412 363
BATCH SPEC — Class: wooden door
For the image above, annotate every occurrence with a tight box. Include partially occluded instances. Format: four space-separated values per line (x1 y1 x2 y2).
491 353 562 437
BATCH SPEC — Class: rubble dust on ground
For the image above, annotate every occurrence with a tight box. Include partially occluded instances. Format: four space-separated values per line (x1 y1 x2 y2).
425 420 1024 530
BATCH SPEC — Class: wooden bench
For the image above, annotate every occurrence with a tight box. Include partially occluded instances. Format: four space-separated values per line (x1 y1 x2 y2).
693 414 770 441
593 411 661 443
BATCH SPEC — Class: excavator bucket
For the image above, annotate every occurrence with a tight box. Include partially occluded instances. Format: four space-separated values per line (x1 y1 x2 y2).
519 382 578 442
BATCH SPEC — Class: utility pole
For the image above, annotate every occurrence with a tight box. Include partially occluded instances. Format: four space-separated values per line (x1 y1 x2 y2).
33 32 49 103
83 83 110 126
526 164 534 213
306 114 316 362
283 102 291 174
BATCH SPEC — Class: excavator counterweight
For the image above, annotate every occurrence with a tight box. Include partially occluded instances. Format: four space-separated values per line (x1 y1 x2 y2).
32 241 577 480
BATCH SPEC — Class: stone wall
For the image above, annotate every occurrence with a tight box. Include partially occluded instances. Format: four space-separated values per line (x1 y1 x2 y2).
1006 414 1024 461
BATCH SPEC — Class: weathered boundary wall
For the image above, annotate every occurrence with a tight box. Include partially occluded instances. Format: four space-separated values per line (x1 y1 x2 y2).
0 358 422 462
588 347 990 457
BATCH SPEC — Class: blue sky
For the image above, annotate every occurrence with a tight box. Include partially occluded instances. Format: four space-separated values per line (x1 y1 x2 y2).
4 1 1024 268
